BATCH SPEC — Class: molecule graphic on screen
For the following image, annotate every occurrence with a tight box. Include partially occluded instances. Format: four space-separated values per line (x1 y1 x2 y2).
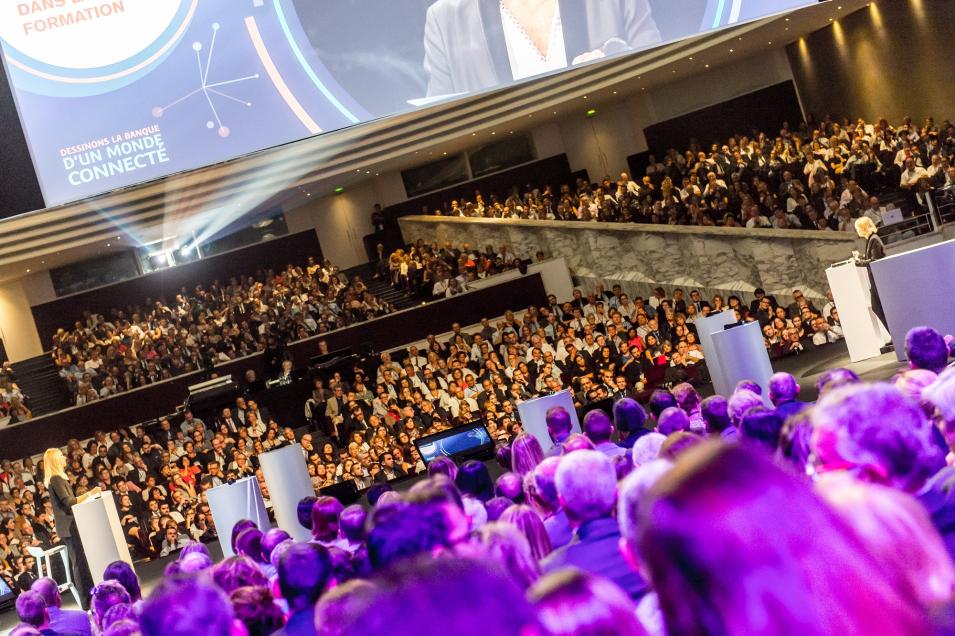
152 23 259 138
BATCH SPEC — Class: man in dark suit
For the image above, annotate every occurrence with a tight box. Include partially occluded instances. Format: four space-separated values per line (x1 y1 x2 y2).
424 0 661 97
688 290 711 314
219 407 241 435
749 287 778 317
542 450 648 599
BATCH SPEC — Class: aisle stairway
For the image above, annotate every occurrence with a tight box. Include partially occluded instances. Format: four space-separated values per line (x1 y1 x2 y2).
343 263 418 311
364 278 418 311
10 354 72 417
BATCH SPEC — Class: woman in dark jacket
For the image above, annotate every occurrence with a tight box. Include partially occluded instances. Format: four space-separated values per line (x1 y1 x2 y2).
43 447 100 609
854 216 889 333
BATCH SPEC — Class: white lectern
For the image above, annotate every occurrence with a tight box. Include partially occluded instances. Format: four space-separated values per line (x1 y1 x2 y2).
259 444 314 542
871 239 955 362
516 390 581 452
72 491 132 584
826 259 889 362
707 321 774 400
206 477 270 557
695 311 740 397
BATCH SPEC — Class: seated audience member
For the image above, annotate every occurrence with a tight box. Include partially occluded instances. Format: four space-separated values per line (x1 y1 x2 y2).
101 561 142 605
617 459 676 636
583 410 626 459
366 486 467 571
337 506 367 554
815 367 860 396
456 460 495 503
311 497 345 547
700 395 734 439
906 326 950 374
543 450 647 599
332 556 540 636
31 577 92 636
646 391 676 419
817 473 955 607
474 522 540 589
631 433 666 469
727 389 763 431
734 379 762 395
485 497 515 521
671 383 704 432
140 577 236 636
91 581 131 633
659 431 705 461
613 398 650 449
738 407 785 454
236 527 266 566
100 604 136 632
212 556 270 594
655 407 690 436
768 372 811 421
274 541 333 636
230 586 285 636
231 519 258 554
545 407 574 457
500 504 552 562
261 528 292 574
810 383 954 559
296 497 317 530
635 443 932 634
494 472 524 503
15 591 52 635
525 457 572 550
530 569 648 636
925 367 955 465
510 434 544 477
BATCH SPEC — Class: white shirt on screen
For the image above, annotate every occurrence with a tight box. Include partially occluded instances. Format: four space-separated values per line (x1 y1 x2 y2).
500 1 567 82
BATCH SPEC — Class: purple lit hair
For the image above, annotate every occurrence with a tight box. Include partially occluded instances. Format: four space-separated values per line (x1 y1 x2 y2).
140 577 235 636
637 442 931 635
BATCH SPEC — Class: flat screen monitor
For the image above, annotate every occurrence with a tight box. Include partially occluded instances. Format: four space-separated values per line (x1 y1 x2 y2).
414 421 494 465
0 576 14 609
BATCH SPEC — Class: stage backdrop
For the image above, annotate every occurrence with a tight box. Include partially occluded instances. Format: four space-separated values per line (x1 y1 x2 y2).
0 0 817 207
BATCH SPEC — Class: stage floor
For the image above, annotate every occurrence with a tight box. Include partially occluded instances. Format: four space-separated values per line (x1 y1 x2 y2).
0 341 904 633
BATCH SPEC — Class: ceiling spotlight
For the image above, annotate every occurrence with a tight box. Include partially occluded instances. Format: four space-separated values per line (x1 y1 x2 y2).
106 243 111 247
26 268 30 273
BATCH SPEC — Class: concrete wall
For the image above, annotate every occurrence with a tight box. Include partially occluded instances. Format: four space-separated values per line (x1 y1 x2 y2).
400 216 861 303
0 278 44 361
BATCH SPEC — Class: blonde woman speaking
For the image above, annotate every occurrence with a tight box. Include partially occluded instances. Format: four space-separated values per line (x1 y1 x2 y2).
44 447 101 609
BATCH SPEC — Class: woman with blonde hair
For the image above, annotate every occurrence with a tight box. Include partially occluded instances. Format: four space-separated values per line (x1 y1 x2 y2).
474 522 540 590
510 433 544 477
817 473 955 608
853 215 888 330
500 504 552 561
530 568 648 636
44 447 101 609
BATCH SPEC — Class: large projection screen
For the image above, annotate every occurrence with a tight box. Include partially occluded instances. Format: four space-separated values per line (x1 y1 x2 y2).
0 0 818 206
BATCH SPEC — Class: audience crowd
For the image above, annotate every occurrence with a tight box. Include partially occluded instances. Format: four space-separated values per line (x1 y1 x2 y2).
6 323 955 636
3 274 859 595
50 258 393 407
0 364 32 426
423 115 954 228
